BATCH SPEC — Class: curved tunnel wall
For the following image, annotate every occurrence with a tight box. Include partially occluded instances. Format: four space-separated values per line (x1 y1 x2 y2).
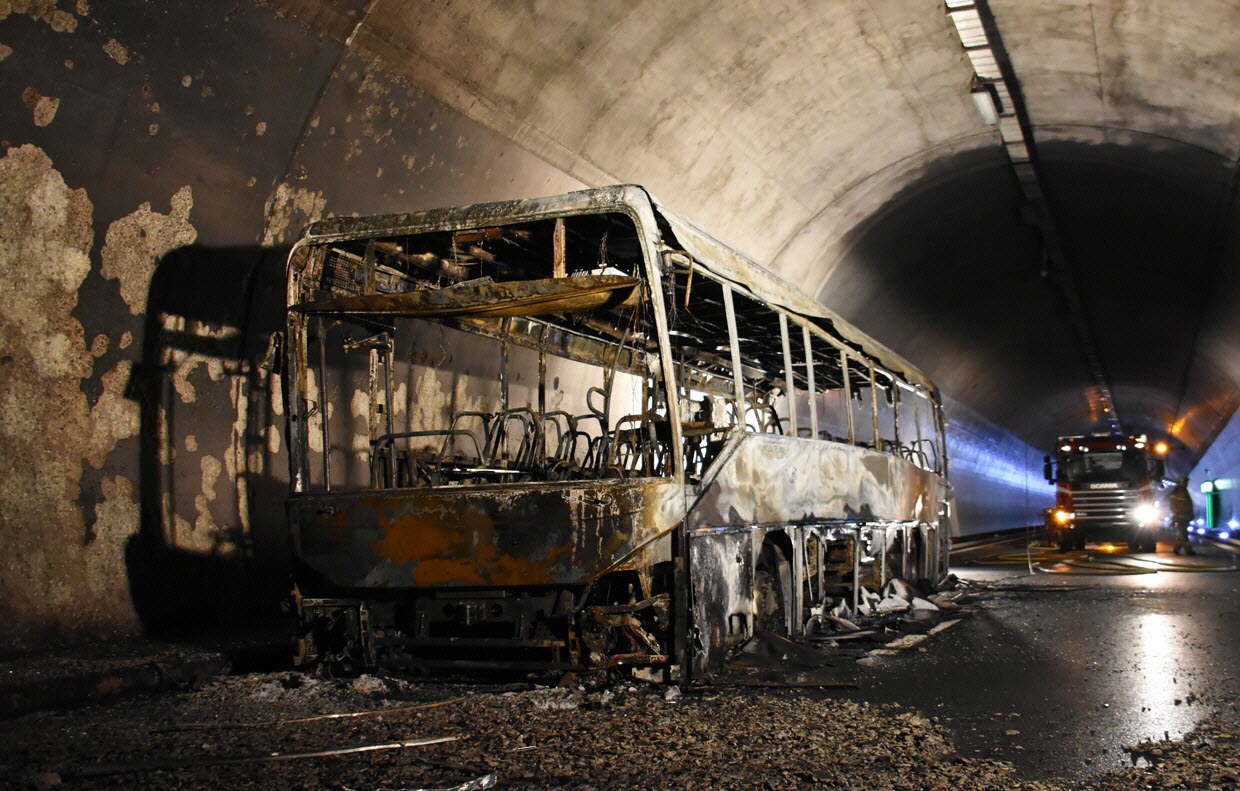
1191 410 1240 529
944 397 1052 538
1 2 1063 650
0 1 591 650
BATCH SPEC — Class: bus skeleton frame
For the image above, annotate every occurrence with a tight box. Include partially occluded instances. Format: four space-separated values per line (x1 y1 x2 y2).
282 185 954 681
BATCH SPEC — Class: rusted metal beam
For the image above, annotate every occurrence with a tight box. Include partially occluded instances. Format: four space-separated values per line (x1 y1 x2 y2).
290 275 640 317
553 216 567 278
73 736 460 777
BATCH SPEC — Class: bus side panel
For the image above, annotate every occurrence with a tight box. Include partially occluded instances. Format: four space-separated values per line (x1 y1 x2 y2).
684 435 946 676
690 434 942 528
290 480 684 590
688 527 755 675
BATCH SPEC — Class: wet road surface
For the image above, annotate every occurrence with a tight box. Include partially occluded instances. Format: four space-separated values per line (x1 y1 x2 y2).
835 534 1240 781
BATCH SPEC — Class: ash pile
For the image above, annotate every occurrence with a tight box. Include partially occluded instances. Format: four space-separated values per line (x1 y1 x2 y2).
7 668 1240 791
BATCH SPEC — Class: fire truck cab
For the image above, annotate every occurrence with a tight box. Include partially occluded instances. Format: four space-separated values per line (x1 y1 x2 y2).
1043 433 1167 552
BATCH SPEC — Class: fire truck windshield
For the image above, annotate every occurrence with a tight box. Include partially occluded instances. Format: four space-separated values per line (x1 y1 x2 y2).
1059 450 1147 483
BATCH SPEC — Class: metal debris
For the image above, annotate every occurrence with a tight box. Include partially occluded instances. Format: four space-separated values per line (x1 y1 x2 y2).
73 735 461 777
162 696 464 731
350 773 498 791
715 629 858 688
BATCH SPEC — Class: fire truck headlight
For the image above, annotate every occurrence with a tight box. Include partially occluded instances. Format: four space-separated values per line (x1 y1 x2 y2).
1054 509 1074 525
1221 531 1232 541
1134 504 1158 526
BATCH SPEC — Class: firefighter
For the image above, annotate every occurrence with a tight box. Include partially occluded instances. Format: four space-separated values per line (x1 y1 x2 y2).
1170 475 1196 556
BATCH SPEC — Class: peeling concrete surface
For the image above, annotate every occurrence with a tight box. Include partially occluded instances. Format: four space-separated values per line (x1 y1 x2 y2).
0 145 140 647
0 2 347 650
94 474 139 552
0 140 265 649
0 0 80 33
101 37 129 65
20 86 58 126
159 315 234 404
100 186 196 316
261 182 327 246
84 359 138 469
153 329 255 555
194 454 223 535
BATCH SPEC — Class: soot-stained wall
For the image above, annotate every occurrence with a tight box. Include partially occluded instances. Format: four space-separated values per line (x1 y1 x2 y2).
0 1 581 651
1 1 1041 651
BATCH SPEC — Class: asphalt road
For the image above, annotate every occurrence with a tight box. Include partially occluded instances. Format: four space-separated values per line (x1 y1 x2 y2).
837 534 1240 781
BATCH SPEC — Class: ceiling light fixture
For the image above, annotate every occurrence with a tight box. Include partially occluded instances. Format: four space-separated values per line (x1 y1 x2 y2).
970 82 1000 125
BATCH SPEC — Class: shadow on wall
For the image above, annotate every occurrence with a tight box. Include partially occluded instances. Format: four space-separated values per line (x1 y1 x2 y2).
123 244 292 637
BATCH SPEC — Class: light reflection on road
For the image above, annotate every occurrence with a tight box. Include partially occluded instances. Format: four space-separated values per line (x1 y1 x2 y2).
1133 612 1204 741
904 537 1240 781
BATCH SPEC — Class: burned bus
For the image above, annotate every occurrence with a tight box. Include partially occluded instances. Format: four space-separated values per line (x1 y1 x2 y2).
282 185 953 681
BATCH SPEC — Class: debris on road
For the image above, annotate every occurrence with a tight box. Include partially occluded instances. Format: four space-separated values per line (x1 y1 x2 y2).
72 735 461 778
714 630 858 688
4 670 1240 790
705 576 979 687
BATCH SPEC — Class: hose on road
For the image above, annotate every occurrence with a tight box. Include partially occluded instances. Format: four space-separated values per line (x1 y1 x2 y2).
958 541 1239 575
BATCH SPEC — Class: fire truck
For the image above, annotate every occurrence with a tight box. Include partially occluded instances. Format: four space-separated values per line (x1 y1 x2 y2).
1043 433 1167 552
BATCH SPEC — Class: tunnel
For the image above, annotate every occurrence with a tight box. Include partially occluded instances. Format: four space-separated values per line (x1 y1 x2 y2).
1 0 1239 665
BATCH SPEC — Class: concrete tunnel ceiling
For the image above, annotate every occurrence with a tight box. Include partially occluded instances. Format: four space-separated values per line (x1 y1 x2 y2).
5 0 1240 649
3 0 1239 469
319 0 1240 470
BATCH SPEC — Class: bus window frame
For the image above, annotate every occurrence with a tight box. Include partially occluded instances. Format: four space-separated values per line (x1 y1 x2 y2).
286 201 688 491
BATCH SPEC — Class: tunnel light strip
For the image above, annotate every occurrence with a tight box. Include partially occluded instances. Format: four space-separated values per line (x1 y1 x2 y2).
945 0 1120 430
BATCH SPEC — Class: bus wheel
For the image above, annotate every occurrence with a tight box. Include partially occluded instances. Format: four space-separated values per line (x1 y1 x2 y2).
754 545 789 637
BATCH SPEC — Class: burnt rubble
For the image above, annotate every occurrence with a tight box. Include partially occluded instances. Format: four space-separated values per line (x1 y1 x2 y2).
707 576 983 689
4 665 1239 791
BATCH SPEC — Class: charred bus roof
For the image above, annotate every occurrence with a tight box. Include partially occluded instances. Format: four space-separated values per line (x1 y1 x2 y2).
294 185 938 399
